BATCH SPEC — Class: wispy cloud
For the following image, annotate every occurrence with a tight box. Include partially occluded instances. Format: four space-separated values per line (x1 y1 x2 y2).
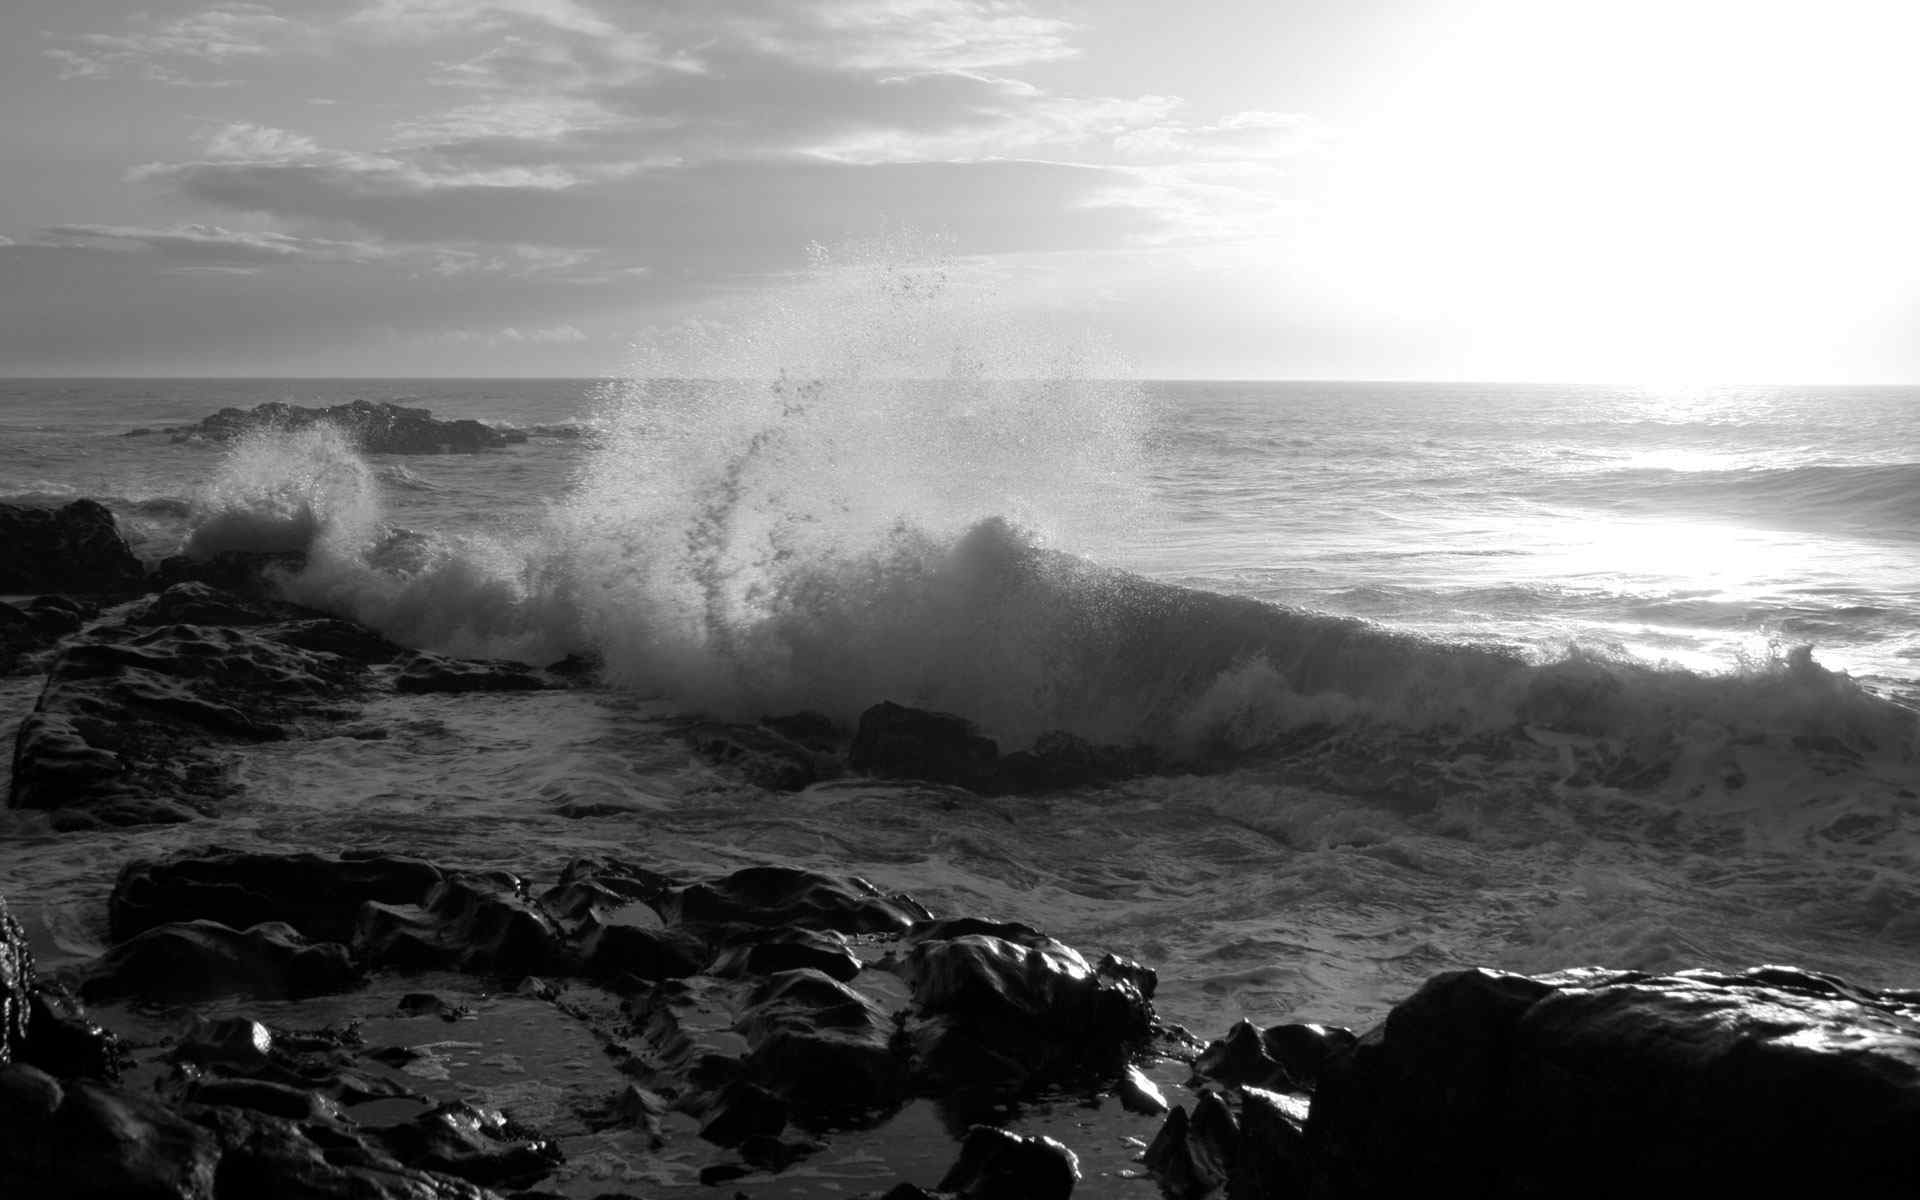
44 3 301 85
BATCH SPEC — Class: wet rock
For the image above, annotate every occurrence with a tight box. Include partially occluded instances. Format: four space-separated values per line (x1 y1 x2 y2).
112 840 441 944
734 968 907 1120
150 550 306 599
902 926 1155 1092
0 500 145 594
539 857 678 927
850 701 1000 791
0 1078 222 1200
658 866 927 937
997 730 1155 794
711 927 862 983
1117 1064 1168 1115
934 1125 1080 1200
78 919 359 1004
175 1016 276 1070
22 982 126 1080
112 847 444 944
190 1102 506 1199
9 603 387 827
686 721 827 791
127 581 290 628
1228 1087 1309 1200
394 652 550 694
358 871 572 978
697 1079 790 1146
1307 964 1920 1197
161 400 519 454
0 1062 64 1123
1193 1018 1354 1094
377 1100 562 1189
1143 1091 1237 1200
575 920 707 984
187 1076 343 1123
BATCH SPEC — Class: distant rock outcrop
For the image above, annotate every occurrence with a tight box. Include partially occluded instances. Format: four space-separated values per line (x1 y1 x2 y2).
157 399 526 454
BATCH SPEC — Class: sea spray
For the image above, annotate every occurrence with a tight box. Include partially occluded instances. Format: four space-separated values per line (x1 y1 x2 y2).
561 238 1156 728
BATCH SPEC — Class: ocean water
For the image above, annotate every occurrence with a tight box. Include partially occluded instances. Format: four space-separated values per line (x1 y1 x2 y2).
4 259 1920 1096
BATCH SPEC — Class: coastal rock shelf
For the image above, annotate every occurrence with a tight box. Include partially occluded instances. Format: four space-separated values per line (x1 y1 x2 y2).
8 852 1920 1198
6 582 562 829
134 399 528 454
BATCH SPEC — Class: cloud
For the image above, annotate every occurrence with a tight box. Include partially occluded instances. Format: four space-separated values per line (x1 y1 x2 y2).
43 3 300 85
29 223 388 266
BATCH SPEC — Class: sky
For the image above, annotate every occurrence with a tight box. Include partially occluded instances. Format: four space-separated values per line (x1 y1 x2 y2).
2 0 1917 381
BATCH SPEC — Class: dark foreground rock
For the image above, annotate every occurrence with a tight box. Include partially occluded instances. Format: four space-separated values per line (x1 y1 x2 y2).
0 499 146 595
1274 965 1920 1197
159 400 525 454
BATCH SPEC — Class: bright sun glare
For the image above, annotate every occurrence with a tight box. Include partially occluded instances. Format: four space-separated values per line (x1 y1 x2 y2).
1298 0 1920 383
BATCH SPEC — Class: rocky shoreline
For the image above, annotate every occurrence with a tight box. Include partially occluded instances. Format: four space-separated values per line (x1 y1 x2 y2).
5 498 1920 1197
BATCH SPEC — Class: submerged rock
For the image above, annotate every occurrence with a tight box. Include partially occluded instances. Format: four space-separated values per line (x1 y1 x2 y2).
1306 964 1920 1196
161 399 522 454
850 701 1000 791
394 652 551 694
0 500 145 595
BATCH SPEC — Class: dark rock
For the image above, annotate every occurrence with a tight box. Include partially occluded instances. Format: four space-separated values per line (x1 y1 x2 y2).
686 721 827 791
1117 1064 1168 1115
850 701 1000 791
22 982 127 1080
0 500 145 594
698 1079 789 1146
902 927 1155 1092
1143 1092 1237 1200
9 605 387 826
575 920 707 984
174 1016 275 1069
395 652 550 694
657 866 927 936
0 1062 64 1124
1307 964 1920 1197
934 1125 1080 1200
128 582 290 628
734 969 906 1120
0 1078 223 1200
187 1077 343 1123
357 871 572 978
539 857 678 928
377 1100 562 1189
150 550 306 599
111 847 444 944
997 729 1150 794
161 400 518 454
191 1101 506 1199
398 993 474 1022
78 919 359 1004
711 927 862 983
1227 1087 1309 1200
760 710 843 750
